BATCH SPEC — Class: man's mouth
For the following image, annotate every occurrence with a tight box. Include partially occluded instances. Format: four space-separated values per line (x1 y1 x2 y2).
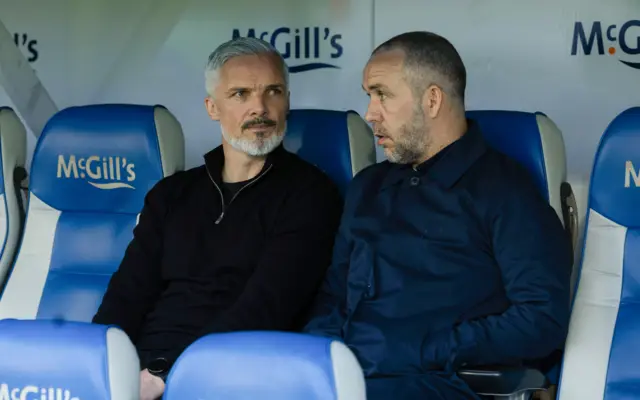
375 134 388 145
243 118 276 130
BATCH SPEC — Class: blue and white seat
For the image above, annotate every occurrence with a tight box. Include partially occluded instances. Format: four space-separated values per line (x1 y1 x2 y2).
0 319 139 400
284 109 376 195
557 107 640 400
0 107 27 288
468 110 577 253
165 332 366 400
164 109 375 399
0 104 184 322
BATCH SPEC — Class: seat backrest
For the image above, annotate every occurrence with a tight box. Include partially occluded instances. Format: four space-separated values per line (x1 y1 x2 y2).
283 109 376 195
0 108 27 288
468 110 580 292
0 104 184 322
467 110 568 223
558 107 640 400
0 319 139 399
164 331 366 400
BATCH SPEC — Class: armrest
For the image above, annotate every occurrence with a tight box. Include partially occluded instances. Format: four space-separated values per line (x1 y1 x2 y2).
457 365 549 397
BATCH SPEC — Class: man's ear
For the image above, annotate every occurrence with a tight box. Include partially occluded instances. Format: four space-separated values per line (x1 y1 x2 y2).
423 84 444 119
204 96 220 121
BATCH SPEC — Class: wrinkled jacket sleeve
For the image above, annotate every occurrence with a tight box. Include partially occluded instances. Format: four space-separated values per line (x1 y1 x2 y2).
163 175 344 366
302 179 360 339
92 179 170 342
422 178 572 370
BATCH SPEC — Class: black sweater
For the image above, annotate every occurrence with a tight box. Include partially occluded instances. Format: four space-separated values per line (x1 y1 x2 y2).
92 144 343 368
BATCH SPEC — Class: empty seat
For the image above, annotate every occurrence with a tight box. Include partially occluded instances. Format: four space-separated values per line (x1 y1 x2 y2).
0 107 27 289
283 109 376 195
557 107 640 400
0 104 184 322
165 331 366 400
0 319 139 400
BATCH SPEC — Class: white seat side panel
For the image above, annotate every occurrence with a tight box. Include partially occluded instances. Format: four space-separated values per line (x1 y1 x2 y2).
0 195 60 319
558 210 625 400
107 327 140 400
153 107 185 177
536 114 567 223
331 341 367 400
346 112 376 177
0 193 8 283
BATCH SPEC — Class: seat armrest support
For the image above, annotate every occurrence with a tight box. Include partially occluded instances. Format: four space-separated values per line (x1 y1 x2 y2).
458 366 549 399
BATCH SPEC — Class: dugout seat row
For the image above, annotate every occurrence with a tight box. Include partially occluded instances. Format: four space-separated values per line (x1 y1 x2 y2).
0 103 635 400
0 104 376 399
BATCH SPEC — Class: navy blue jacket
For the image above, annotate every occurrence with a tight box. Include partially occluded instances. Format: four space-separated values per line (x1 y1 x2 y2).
304 121 572 399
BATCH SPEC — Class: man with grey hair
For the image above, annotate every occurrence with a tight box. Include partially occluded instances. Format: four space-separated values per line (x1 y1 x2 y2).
204 36 291 158
93 37 343 400
305 31 571 399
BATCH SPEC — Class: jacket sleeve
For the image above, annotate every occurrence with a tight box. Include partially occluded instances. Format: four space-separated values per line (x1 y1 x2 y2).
164 174 343 366
422 177 572 370
302 179 360 339
92 178 170 342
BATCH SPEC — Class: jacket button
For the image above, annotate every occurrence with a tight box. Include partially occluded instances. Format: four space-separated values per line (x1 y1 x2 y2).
410 177 420 186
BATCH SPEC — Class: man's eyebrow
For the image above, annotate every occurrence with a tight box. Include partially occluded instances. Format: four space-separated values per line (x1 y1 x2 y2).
363 83 385 92
226 86 250 94
265 83 286 90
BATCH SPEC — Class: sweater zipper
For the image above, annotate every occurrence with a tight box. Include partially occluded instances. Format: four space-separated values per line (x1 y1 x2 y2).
205 164 273 224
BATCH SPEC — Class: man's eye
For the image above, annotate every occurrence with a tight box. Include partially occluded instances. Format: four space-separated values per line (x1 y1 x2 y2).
268 88 282 95
233 90 246 98
378 92 386 100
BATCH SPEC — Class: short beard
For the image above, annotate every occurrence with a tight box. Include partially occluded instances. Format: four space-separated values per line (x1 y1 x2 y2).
222 123 286 157
386 104 430 165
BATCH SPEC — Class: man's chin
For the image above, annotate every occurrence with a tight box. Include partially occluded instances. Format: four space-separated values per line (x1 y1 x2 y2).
229 133 284 157
385 149 410 165
247 127 277 136
383 148 399 163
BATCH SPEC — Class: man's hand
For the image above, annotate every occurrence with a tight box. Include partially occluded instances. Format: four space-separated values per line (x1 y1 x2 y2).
140 368 165 400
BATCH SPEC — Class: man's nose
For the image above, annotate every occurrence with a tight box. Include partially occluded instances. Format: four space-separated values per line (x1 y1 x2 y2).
364 103 379 123
249 93 268 116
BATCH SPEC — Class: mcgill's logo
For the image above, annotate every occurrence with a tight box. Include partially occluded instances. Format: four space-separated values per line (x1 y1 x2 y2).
232 27 343 73
0 384 79 400
571 20 640 70
56 155 136 190
625 161 640 188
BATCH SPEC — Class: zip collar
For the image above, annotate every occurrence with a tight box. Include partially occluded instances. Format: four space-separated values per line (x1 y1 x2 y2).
203 144 285 224
203 143 286 188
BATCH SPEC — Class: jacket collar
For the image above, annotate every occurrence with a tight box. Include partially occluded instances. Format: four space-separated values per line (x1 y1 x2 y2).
381 119 488 190
203 143 287 186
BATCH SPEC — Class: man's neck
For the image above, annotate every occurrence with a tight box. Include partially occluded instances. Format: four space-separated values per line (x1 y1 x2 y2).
221 143 267 183
415 117 468 167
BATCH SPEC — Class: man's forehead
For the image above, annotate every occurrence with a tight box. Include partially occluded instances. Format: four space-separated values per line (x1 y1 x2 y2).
219 54 286 86
363 50 405 87
369 48 405 66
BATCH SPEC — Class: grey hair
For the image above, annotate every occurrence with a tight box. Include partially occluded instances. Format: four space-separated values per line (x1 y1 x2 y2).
205 37 289 97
